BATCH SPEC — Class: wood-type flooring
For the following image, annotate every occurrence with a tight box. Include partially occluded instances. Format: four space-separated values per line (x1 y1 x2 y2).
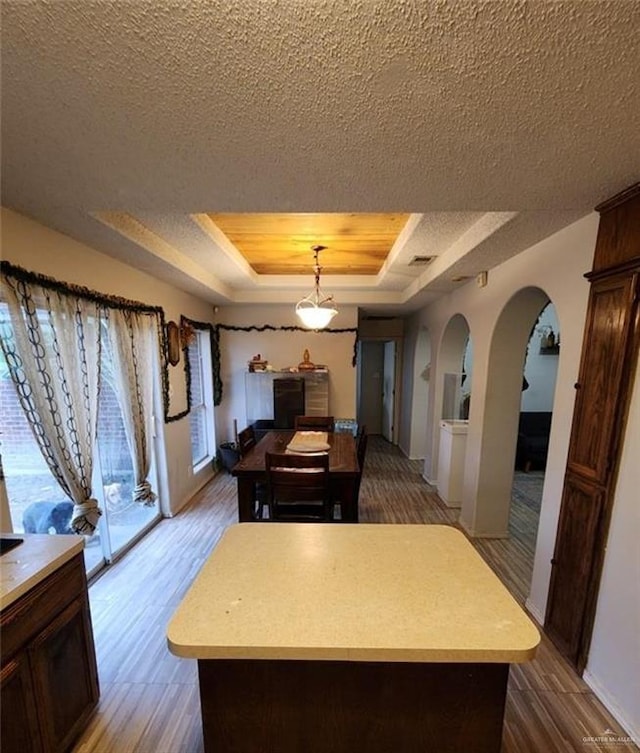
71 437 638 753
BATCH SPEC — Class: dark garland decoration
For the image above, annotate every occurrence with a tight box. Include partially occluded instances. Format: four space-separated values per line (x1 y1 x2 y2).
163 336 191 423
0 261 163 314
0 261 183 424
160 319 187 423
178 315 221 414
1 263 359 421
213 323 358 406
212 322 222 405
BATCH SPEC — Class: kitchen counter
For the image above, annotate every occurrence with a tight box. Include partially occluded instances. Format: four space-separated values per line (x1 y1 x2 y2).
168 523 539 753
0 533 84 610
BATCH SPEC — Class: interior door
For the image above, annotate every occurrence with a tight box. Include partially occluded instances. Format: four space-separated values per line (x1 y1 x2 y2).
357 341 384 434
382 341 396 442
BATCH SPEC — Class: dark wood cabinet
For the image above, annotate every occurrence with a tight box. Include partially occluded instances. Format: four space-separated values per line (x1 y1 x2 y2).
544 474 605 660
545 184 640 672
1 652 43 753
1 552 99 753
566 272 638 483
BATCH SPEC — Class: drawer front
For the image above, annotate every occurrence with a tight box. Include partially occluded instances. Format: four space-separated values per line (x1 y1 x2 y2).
1 554 86 662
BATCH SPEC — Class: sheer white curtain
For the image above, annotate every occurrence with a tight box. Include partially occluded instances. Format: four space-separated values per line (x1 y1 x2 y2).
105 308 159 505
0 278 103 534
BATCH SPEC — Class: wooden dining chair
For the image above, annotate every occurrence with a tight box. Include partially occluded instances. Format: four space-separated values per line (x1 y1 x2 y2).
356 425 368 472
265 451 333 522
294 415 335 432
238 426 257 456
238 426 268 520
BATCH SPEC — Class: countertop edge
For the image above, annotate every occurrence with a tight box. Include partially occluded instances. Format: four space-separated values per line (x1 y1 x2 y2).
1 535 85 611
166 639 541 664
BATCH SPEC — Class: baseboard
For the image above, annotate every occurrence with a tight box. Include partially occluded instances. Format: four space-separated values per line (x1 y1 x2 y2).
398 443 426 462
520 606 639 743
582 670 640 744
524 598 545 626
175 470 217 514
459 517 509 539
423 473 437 486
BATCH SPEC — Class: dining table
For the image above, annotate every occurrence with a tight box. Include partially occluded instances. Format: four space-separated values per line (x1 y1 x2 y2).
231 430 360 522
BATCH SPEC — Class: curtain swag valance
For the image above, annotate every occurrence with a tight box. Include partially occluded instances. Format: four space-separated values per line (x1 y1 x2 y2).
0 262 169 534
0 261 188 422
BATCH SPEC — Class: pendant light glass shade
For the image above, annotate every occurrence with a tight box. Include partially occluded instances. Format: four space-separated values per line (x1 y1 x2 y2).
295 300 338 329
295 245 338 330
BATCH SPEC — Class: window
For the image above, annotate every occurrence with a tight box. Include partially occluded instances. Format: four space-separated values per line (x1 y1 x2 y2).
188 329 215 470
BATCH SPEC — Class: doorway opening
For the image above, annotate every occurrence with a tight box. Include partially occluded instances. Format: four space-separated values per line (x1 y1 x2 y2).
357 339 400 442
427 314 471 490
510 301 559 588
469 287 557 599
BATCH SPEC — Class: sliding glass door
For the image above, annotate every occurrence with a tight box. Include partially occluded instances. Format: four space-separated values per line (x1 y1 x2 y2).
83 368 161 573
0 304 161 577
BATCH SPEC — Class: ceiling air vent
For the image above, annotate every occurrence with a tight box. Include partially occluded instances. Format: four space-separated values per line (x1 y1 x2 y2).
408 255 435 267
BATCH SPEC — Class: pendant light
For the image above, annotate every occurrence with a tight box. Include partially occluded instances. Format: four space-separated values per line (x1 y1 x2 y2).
295 245 338 330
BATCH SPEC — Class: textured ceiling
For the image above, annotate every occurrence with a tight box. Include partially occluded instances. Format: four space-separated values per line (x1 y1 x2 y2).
1 0 639 313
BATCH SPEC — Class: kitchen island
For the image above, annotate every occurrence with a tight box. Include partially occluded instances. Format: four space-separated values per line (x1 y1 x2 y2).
168 523 539 753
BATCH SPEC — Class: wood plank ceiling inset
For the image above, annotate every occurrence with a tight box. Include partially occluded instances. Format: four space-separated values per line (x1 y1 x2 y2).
207 213 411 275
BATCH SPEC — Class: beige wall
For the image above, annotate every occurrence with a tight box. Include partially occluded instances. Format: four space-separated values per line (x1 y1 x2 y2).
1 207 217 514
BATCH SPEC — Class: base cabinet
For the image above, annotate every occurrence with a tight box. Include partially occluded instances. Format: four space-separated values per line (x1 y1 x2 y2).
1 652 43 753
1 553 99 753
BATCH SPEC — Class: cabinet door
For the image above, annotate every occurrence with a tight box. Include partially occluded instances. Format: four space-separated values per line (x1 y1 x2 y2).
545 474 605 662
1 652 44 753
567 272 637 483
29 596 99 753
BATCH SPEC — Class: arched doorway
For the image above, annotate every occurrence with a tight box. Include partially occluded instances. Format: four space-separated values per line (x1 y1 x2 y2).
460 287 554 541
510 301 560 592
426 314 471 488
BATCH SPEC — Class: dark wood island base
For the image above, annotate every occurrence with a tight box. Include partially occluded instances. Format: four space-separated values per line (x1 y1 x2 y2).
198 658 509 753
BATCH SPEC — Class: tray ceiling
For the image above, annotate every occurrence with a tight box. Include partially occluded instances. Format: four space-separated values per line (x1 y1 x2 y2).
206 213 411 275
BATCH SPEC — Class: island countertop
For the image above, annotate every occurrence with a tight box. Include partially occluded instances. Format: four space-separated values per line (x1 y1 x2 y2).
0 533 85 611
167 523 540 663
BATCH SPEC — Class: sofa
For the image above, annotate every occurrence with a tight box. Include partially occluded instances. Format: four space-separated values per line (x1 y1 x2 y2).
515 412 552 471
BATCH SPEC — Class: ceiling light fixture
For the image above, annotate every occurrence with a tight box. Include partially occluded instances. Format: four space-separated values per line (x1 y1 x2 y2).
295 245 338 330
